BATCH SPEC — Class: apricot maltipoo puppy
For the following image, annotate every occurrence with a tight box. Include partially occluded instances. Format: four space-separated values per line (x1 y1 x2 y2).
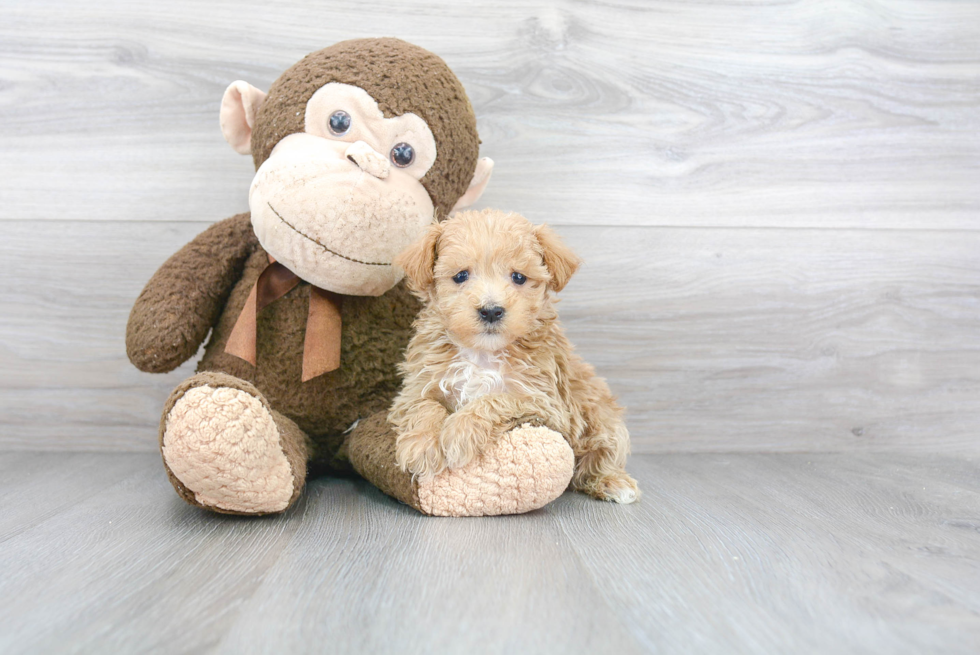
389 208 639 503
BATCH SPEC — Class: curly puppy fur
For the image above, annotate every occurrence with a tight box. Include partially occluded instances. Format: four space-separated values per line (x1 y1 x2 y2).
389 209 639 503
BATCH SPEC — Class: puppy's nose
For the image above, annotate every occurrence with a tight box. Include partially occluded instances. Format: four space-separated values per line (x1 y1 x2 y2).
478 305 505 324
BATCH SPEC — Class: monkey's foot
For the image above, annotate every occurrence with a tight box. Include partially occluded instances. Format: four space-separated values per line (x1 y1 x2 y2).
347 415 574 517
161 377 302 515
417 424 575 517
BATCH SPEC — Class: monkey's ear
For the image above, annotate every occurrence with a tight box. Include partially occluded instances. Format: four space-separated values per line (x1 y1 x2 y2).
451 158 494 212
220 81 268 155
534 224 581 292
395 222 443 295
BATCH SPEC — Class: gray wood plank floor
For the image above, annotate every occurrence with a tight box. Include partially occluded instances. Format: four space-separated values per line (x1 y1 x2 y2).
1 451 978 654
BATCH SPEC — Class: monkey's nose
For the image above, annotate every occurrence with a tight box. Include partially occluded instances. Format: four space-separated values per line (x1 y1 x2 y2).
478 305 505 324
345 140 390 179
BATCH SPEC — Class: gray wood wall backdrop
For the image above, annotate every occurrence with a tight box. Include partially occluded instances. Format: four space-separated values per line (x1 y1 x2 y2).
1 0 978 453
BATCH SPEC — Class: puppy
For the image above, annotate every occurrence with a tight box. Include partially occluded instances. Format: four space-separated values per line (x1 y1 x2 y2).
389 208 639 503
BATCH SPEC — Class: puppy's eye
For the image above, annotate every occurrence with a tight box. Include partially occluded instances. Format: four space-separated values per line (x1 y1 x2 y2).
511 272 527 285
328 110 352 136
452 270 469 284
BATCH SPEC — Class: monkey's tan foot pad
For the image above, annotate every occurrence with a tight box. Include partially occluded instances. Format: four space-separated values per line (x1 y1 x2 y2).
162 384 296 514
418 424 575 517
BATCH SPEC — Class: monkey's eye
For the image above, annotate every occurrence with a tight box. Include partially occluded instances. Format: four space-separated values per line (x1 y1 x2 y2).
391 142 415 167
511 272 527 285
452 270 469 284
328 110 351 136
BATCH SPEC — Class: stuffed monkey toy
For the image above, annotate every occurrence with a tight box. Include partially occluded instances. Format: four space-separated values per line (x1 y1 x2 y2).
126 38 574 517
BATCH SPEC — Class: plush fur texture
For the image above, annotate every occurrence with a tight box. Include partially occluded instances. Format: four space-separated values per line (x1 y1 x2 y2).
415 423 574 516
250 38 479 220
126 213 258 374
346 414 574 517
129 213 419 456
195 224 421 441
346 412 423 511
164 384 296 513
158 371 311 516
389 209 640 503
128 40 569 517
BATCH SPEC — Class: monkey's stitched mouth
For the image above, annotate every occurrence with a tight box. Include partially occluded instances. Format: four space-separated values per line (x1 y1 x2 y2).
267 202 391 267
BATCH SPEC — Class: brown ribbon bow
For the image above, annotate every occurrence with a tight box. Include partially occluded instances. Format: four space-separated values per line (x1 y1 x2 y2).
225 257 342 381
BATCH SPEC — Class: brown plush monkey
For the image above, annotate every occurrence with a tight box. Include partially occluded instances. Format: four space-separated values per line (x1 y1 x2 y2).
127 38 573 516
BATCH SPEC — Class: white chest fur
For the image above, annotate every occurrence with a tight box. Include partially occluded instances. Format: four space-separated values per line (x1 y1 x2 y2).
438 348 507 411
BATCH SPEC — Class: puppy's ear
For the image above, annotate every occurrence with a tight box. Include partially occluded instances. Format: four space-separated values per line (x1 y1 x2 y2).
396 222 442 295
534 224 581 292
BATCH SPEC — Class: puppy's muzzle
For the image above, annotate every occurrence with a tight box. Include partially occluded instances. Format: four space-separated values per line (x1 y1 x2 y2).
478 305 505 325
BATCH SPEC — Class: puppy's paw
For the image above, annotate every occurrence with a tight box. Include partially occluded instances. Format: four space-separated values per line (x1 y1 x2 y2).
582 472 641 504
439 411 494 471
395 430 447 480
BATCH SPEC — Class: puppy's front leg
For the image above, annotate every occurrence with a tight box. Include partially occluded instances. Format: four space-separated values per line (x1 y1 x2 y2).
440 393 563 470
393 398 450 479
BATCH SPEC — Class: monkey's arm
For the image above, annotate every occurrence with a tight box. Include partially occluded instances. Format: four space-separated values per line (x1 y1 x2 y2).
126 213 258 373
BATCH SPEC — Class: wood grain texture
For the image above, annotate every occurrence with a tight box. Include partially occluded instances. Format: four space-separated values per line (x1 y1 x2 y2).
555 453 980 654
562 226 980 453
0 0 978 228
2 220 978 453
0 452 978 653
0 454 308 654
0 452 157 543
216 473 642 655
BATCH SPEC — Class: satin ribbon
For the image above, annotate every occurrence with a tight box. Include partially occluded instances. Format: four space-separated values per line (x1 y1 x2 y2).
225 257 342 381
